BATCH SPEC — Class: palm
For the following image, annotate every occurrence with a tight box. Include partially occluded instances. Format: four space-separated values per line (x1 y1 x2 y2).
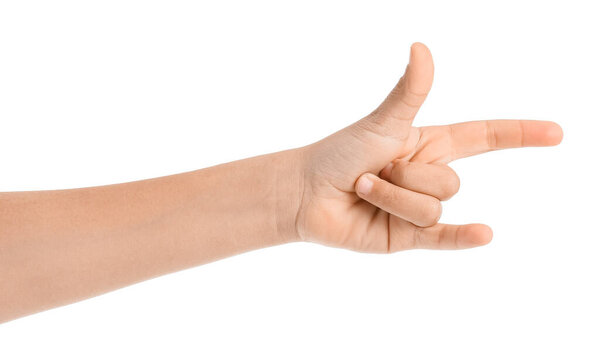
296 44 562 253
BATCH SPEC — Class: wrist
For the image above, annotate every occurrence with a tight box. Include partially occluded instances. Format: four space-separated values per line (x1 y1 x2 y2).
273 147 308 243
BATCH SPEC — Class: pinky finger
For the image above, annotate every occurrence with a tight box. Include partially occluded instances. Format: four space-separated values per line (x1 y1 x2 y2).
390 220 493 252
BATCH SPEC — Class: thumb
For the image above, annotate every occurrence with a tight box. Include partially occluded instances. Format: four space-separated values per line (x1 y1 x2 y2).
361 42 434 140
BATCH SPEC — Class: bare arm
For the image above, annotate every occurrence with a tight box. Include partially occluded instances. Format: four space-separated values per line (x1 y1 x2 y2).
0 150 304 322
0 43 562 323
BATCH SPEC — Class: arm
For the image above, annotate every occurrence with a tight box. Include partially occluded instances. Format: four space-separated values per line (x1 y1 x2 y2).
0 150 304 323
0 42 562 323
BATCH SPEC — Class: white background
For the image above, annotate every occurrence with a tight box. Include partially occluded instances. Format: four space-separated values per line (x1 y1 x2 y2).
1 1 598 351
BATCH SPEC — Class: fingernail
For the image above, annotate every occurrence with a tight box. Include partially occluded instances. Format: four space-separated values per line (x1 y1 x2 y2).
357 174 374 195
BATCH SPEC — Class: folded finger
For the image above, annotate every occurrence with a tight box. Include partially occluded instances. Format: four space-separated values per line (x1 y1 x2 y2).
380 160 460 201
355 172 442 227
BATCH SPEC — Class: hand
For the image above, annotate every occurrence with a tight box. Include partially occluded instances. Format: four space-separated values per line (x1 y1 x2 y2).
294 43 562 253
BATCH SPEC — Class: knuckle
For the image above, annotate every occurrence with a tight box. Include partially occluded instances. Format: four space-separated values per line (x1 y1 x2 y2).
400 87 427 108
390 159 410 185
390 77 425 106
392 159 410 168
411 225 424 249
422 198 442 227
485 120 498 149
440 168 461 200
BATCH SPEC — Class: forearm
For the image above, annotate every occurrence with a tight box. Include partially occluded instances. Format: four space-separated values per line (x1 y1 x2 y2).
0 148 304 322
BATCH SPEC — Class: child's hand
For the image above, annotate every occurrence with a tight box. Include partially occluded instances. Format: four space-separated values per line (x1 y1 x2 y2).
294 43 562 252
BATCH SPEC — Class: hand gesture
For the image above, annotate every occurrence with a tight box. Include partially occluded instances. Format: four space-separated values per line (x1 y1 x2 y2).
296 43 562 252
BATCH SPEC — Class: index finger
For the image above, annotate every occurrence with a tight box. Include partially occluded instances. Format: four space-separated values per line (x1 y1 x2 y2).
447 120 563 161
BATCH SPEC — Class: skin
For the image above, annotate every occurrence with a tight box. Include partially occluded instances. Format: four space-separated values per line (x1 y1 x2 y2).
0 43 562 323
298 43 562 252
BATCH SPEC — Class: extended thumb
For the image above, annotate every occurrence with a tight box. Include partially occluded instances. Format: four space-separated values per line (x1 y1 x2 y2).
364 42 434 140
